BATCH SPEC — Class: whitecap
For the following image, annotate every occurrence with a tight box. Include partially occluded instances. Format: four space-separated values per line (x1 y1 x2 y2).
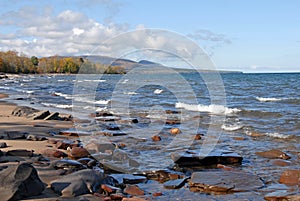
175 102 241 114
221 124 244 131
265 132 290 139
154 89 163 94
42 102 73 109
123 92 138 95
53 92 73 99
256 97 282 102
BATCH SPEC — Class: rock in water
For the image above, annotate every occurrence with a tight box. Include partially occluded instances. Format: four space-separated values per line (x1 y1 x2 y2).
189 171 264 194
0 163 45 201
256 149 291 160
50 169 105 197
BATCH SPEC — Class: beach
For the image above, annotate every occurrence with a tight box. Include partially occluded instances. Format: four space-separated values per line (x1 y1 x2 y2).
0 72 299 200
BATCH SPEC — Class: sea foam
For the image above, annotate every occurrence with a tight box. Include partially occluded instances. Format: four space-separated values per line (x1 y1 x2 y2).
256 97 282 102
175 102 241 114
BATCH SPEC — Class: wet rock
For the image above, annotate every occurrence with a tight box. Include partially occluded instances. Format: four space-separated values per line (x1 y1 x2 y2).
170 128 181 135
165 119 180 125
44 112 60 120
279 169 300 186
256 149 291 160
51 159 86 171
5 131 27 140
217 164 234 171
51 169 105 197
58 131 79 137
70 147 90 158
6 149 34 157
264 191 300 201
77 158 96 166
110 193 124 200
106 123 120 131
189 171 264 194
271 159 292 166
144 169 184 183
31 110 50 120
26 134 47 141
0 150 3 156
101 184 121 194
124 184 144 196
102 131 127 137
85 142 116 154
11 106 38 117
0 142 7 148
153 192 163 196
95 116 121 122
90 111 113 117
109 174 147 185
41 149 67 158
151 135 161 141
171 150 243 167
194 134 202 140
58 114 73 121
163 178 186 189
0 163 45 201
122 197 147 201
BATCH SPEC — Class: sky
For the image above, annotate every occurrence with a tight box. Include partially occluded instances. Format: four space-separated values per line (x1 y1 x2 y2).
0 0 299 72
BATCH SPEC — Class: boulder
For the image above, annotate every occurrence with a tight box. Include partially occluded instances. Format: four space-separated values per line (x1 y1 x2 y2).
70 147 90 159
11 106 38 117
189 171 264 194
256 149 291 160
171 150 243 167
50 169 105 197
0 163 45 201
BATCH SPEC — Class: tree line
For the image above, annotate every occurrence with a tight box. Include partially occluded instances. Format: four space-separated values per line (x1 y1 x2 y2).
0 50 126 74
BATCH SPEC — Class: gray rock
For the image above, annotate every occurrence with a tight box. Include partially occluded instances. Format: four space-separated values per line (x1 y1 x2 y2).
50 169 105 197
0 142 7 148
11 106 39 117
51 159 86 171
109 174 147 185
26 134 47 141
163 178 187 189
189 171 264 194
171 150 243 167
6 149 34 157
44 112 60 120
5 131 27 140
0 163 45 201
31 110 50 120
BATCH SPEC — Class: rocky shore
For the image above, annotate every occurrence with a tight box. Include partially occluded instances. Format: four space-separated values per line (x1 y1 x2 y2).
0 94 299 201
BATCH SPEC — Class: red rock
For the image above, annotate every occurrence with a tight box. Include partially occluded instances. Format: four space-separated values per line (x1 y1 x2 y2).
279 170 300 186
217 164 234 171
272 159 292 166
101 184 120 194
233 137 245 141
124 185 144 196
194 134 202 140
152 192 162 196
151 135 161 141
256 149 291 160
110 193 123 200
70 147 90 158
41 149 67 158
170 128 181 135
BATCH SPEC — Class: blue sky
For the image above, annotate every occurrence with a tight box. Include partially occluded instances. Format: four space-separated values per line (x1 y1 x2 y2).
0 0 299 72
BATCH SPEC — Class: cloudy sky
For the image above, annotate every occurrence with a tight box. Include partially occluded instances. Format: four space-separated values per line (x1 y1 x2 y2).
0 0 299 72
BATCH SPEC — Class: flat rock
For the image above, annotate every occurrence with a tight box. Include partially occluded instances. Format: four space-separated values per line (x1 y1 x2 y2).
264 191 300 201
124 184 145 196
0 163 45 201
171 150 243 167
41 149 67 158
32 110 50 120
11 106 39 117
189 171 264 194
163 178 186 189
44 112 60 120
279 169 300 186
51 159 86 171
109 174 147 185
5 131 27 140
6 149 34 157
256 149 291 160
50 169 105 197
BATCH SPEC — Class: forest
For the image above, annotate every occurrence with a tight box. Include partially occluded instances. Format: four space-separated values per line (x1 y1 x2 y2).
0 50 126 74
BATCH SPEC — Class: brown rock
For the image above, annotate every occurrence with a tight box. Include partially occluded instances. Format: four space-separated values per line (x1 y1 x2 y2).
101 184 121 194
264 191 300 201
170 128 181 135
58 131 79 137
122 197 147 201
70 147 90 158
272 159 292 166
246 132 264 137
124 185 144 196
217 164 234 171
152 192 162 196
279 170 300 186
194 134 202 140
42 149 67 158
110 193 124 200
256 149 291 160
233 137 245 141
151 135 161 141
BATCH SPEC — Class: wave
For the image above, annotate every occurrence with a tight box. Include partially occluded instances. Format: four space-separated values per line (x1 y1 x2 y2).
123 92 138 95
256 97 282 102
53 92 73 99
221 124 244 131
77 79 106 83
175 102 241 114
41 102 73 109
154 89 163 94
74 97 110 105
265 132 290 139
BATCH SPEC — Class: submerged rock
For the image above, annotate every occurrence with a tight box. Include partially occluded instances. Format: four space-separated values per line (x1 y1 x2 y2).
163 178 186 189
51 169 105 197
189 171 264 194
279 169 300 186
171 150 243 167
0 163 45 201
256 149 291 160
